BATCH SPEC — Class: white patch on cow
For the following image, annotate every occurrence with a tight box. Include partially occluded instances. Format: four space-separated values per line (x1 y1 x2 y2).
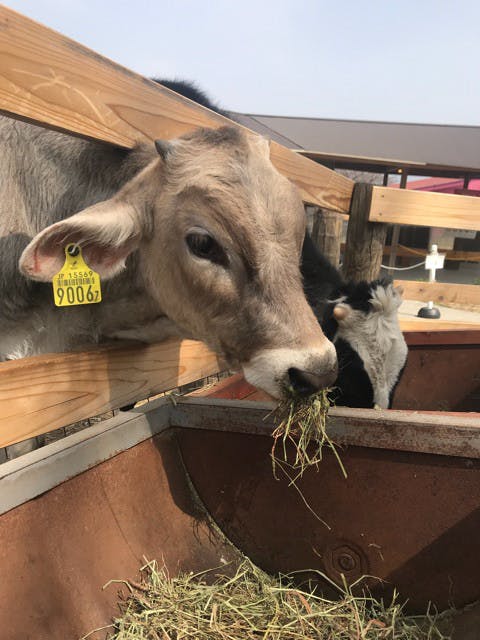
243 343 337 399
334 284 407 409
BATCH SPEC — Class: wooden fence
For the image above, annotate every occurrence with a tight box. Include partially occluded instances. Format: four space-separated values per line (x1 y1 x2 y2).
0 6 354 213
0 5 479 448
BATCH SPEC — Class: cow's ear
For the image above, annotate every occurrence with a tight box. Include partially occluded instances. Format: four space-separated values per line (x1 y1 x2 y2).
154 139 173 161
333 303 351 322
19 199 143 282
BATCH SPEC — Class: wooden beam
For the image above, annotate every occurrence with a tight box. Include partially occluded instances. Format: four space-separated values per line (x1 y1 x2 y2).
382 245 480 262
395 280 480 311
370 186 480 231
387 171 408 274
0 6 353 212
342 242 480 261
311 209 343 268
0 339 222 448
387 224 401 274
342 183 388 282
399 318 480 332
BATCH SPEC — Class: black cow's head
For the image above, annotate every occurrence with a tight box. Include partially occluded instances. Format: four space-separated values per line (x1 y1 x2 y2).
301 233 408 409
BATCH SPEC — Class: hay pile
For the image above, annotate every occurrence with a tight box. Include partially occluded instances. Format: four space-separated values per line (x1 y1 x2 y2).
271 388 346 481
99 559 449 640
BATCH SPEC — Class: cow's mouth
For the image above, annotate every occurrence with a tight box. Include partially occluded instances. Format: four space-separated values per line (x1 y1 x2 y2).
242 343 338 400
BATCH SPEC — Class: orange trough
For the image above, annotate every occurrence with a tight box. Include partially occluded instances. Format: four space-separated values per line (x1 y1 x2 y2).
0 329 478 639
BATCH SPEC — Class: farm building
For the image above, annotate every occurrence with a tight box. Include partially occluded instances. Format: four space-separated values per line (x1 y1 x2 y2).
233 113 480 279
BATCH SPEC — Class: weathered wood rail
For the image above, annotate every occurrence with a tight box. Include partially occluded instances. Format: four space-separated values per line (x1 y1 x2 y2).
370 186 480 231
341 183 480 281
395 280 480 311
0 339 223 448
0 5 353 212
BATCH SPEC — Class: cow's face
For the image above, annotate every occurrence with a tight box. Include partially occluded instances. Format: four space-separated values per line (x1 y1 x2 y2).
19 127 337 399
331 281 408 408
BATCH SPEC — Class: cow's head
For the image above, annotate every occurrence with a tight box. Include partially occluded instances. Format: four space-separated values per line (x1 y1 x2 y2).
19 126 337 398
325 280 408 409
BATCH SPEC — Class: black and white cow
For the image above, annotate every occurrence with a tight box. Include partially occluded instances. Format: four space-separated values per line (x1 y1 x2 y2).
301 233 408 409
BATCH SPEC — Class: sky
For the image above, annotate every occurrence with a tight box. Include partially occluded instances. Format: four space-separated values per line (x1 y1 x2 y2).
5 0 480 125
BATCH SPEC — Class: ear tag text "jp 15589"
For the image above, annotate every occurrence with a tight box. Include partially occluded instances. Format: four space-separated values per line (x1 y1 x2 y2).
52 244 102 307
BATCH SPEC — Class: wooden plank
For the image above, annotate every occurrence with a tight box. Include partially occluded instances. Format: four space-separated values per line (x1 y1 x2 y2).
269 143 352 211
0 339 222 448
342 183 388 282
0 6 353 213
341 243 480 262
396 280 480 310
399 318 480 332
384 245 480 262
311 209 343 267
370 186 480 231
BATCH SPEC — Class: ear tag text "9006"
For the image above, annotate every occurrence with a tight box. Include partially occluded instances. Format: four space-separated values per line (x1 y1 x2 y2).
52 244 102 307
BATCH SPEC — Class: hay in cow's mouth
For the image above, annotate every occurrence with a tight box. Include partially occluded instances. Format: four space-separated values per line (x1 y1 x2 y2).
98 558 450 639
271 387 347 482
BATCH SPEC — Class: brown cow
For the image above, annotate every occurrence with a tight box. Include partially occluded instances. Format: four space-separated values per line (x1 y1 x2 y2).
1 119 337 398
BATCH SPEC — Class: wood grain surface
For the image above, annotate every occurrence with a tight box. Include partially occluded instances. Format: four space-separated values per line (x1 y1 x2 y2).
396 280 480 310
0 6 353 211
0 338 222 447
371 186 480 231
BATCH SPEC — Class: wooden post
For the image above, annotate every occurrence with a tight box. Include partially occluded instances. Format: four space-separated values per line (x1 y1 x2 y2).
311 209 343 268
388 170 408 274
342 183 388 282
387 224 401 273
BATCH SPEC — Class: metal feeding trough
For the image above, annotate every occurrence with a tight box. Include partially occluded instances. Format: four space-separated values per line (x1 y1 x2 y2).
0 350 479 639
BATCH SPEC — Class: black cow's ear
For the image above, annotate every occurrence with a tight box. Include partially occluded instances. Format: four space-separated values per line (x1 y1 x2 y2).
154 139 172 161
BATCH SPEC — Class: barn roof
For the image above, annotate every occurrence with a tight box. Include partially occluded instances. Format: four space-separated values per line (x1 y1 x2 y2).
231 113 480 178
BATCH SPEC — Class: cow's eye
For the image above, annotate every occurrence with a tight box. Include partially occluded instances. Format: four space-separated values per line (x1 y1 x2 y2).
185 230 228 267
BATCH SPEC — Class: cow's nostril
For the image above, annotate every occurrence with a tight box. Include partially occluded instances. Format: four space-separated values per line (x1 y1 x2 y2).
287 367 336 397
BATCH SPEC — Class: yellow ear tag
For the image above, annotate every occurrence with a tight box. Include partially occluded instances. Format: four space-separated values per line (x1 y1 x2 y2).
52 244 102 307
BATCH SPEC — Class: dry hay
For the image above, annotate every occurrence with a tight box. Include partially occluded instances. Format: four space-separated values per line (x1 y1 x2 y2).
93 559 451 640
270 388 346 482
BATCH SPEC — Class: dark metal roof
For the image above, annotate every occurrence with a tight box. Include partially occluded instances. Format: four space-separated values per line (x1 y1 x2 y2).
231 113 480 178
231 113 300 148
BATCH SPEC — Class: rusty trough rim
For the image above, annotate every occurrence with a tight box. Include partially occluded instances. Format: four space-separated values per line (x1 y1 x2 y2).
404 328 480 346
0 396 479 516
0 399 173 516
169 397 480 459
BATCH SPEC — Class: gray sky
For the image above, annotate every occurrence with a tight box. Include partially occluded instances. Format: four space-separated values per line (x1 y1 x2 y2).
5 0 480 125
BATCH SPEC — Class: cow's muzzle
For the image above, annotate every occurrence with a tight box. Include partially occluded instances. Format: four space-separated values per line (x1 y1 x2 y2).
242 342 338 399
287 366 337 397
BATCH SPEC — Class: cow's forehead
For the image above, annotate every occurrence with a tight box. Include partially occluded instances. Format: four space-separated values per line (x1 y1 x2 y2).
170 130 305 238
